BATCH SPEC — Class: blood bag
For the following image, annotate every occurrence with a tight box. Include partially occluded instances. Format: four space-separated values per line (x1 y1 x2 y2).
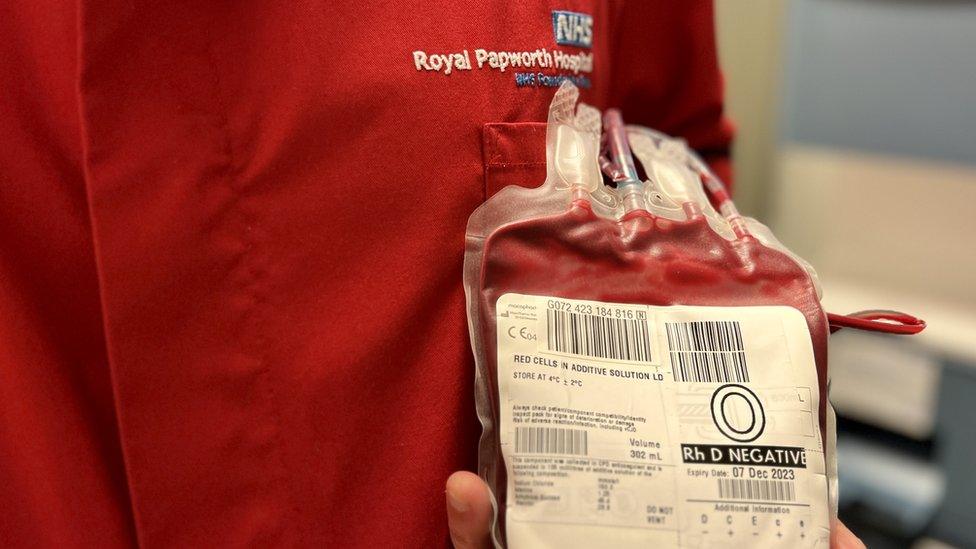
462 83 923 548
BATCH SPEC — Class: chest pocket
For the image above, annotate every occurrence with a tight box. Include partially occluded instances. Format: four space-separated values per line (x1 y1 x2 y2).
482 122 548 200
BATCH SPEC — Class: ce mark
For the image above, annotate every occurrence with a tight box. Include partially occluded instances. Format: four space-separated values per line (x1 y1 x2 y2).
710 384 766 443
507 326 537 341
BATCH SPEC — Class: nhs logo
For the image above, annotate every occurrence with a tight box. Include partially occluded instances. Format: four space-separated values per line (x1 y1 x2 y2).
551 10 593 49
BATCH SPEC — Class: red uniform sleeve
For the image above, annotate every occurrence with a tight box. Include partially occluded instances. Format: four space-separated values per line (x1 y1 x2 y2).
608 1 735 189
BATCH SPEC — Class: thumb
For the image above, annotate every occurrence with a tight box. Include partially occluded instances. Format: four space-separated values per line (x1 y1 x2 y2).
831 519 866 549
446 471 493 549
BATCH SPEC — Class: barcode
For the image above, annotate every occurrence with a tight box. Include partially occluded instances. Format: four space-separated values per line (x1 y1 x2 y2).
717 478 796 502
546 309 653 362
514 427 589 456
666 321 749 383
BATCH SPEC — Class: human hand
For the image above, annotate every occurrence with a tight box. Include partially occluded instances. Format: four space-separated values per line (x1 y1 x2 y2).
446 471 493 549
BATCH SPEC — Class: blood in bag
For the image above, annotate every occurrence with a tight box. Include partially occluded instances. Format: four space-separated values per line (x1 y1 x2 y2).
463 83 922 548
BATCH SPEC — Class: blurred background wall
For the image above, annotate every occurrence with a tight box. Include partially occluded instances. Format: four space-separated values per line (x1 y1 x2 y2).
715 1 976 547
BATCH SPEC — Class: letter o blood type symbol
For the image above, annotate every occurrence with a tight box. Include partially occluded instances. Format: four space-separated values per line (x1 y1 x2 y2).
710 384 765 443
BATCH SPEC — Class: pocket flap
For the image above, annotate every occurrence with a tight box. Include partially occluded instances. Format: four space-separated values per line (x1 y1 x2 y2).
482 122 548 199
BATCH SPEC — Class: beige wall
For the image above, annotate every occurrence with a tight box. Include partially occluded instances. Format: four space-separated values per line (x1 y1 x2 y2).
715 1 976 360
773 145 976 312
714 0 787 218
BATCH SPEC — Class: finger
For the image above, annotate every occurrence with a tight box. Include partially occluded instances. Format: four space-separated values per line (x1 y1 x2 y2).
831 519 866 549
446 471 493 549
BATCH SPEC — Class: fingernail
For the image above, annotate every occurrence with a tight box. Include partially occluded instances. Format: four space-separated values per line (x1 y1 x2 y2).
447 489 469 514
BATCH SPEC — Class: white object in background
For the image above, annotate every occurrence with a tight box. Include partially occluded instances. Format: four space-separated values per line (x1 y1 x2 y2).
828 329 940 440
820 277 976 367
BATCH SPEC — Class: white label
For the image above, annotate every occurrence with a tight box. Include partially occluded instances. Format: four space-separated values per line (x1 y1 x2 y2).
496 294 830 548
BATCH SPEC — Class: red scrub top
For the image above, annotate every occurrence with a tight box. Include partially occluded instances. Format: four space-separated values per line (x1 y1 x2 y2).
0 1 732 546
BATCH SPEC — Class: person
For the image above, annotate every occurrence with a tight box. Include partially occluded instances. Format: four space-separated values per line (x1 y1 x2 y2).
0 1 862 547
